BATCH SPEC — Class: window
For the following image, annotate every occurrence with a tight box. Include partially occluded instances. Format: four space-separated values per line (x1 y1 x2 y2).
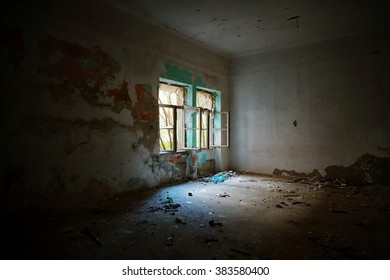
158 82 185 152
158 79 229 153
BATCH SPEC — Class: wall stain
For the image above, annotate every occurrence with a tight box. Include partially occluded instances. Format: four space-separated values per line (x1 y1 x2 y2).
39 36 125 107
132 84 158 152
127 178 148 189
165 155 183 164
107 80 130 112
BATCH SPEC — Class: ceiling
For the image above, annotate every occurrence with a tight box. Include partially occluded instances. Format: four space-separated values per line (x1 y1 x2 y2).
109 0 389 57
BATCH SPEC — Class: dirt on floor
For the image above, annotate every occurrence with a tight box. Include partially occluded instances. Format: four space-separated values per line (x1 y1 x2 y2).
1 173 390 260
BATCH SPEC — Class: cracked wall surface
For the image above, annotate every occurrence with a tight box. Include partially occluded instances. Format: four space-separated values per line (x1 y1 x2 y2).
0 1 230 214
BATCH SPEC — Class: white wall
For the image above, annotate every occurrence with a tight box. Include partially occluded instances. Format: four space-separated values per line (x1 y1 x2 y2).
231 29 390 174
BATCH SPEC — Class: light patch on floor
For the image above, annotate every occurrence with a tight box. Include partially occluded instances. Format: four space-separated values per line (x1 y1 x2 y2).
2 174 390 259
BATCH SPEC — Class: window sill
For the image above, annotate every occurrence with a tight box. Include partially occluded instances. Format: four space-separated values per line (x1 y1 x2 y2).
159 149 214 155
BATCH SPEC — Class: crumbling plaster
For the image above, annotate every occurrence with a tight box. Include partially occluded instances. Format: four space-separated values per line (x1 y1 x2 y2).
0 0 230 213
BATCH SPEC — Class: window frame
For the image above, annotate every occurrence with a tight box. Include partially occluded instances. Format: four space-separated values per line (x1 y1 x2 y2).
158 79 229 153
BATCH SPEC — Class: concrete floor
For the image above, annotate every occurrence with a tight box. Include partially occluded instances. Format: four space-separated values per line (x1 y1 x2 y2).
2 173 390 259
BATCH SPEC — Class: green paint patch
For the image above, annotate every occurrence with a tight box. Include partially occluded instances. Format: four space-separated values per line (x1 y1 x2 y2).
163 61 193 84
127 178 148 189
142 83 153 96
194 75 206 88
198 153 207 165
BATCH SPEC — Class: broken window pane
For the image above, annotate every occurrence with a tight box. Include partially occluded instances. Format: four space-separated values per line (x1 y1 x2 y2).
159 106 174 151
159 83 185 106
196 90 214 110
211 111 229 147
160 128 174 151
183 107 200 149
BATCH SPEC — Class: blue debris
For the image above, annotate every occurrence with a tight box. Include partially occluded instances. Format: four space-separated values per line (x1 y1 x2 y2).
210 171 237 183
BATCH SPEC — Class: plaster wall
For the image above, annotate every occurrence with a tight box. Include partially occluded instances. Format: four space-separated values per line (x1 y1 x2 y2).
231 29 390 175
0 0 230 213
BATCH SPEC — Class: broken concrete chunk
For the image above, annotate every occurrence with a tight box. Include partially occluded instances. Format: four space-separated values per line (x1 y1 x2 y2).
164 203 181 210
209 220 223 227
166 236 174 246
218 192 230 198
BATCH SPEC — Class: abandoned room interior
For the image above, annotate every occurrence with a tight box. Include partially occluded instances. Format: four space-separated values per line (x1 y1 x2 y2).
1 0 390 260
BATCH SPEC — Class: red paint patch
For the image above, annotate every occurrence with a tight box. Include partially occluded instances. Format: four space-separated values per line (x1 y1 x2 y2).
191 155 197 162
133 84 158 123
107 81 130 102
166 155 182 163
40 37 121 105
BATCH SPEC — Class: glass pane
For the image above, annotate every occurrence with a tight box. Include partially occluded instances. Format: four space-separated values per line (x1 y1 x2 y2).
201 129 208 148
212 129 228 147
159 107 174 128
196 90 214 110
201 110 209 128
176 108 183 150
159 83 184 106
160 129 174 150
185 129 197 149
212 112 228 129
184 109 198 129
184 107 199 148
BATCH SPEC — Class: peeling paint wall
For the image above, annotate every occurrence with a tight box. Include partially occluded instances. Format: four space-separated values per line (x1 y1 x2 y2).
0 0 230 214
231 29 390 175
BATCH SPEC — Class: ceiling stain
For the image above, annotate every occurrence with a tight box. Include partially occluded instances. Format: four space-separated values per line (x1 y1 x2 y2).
287 15 300 28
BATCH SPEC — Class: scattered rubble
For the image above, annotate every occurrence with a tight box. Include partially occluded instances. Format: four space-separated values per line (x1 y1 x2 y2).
175 217 186 224
83 226 103 246
209 220 223 227
200 170 238 183
166 236 174 246
218 192 230 198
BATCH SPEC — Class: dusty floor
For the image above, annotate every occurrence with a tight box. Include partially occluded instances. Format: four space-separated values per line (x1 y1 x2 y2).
2 173 390 260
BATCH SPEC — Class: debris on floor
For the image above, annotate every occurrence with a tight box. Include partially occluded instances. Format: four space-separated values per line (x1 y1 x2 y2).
175 217 186 224
4 173 390 260
209 220 223 227
218 192 230 198
164 203 181 211
83 226 103 246
199 170 238 183
286 154 390 187
166 236 174 246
